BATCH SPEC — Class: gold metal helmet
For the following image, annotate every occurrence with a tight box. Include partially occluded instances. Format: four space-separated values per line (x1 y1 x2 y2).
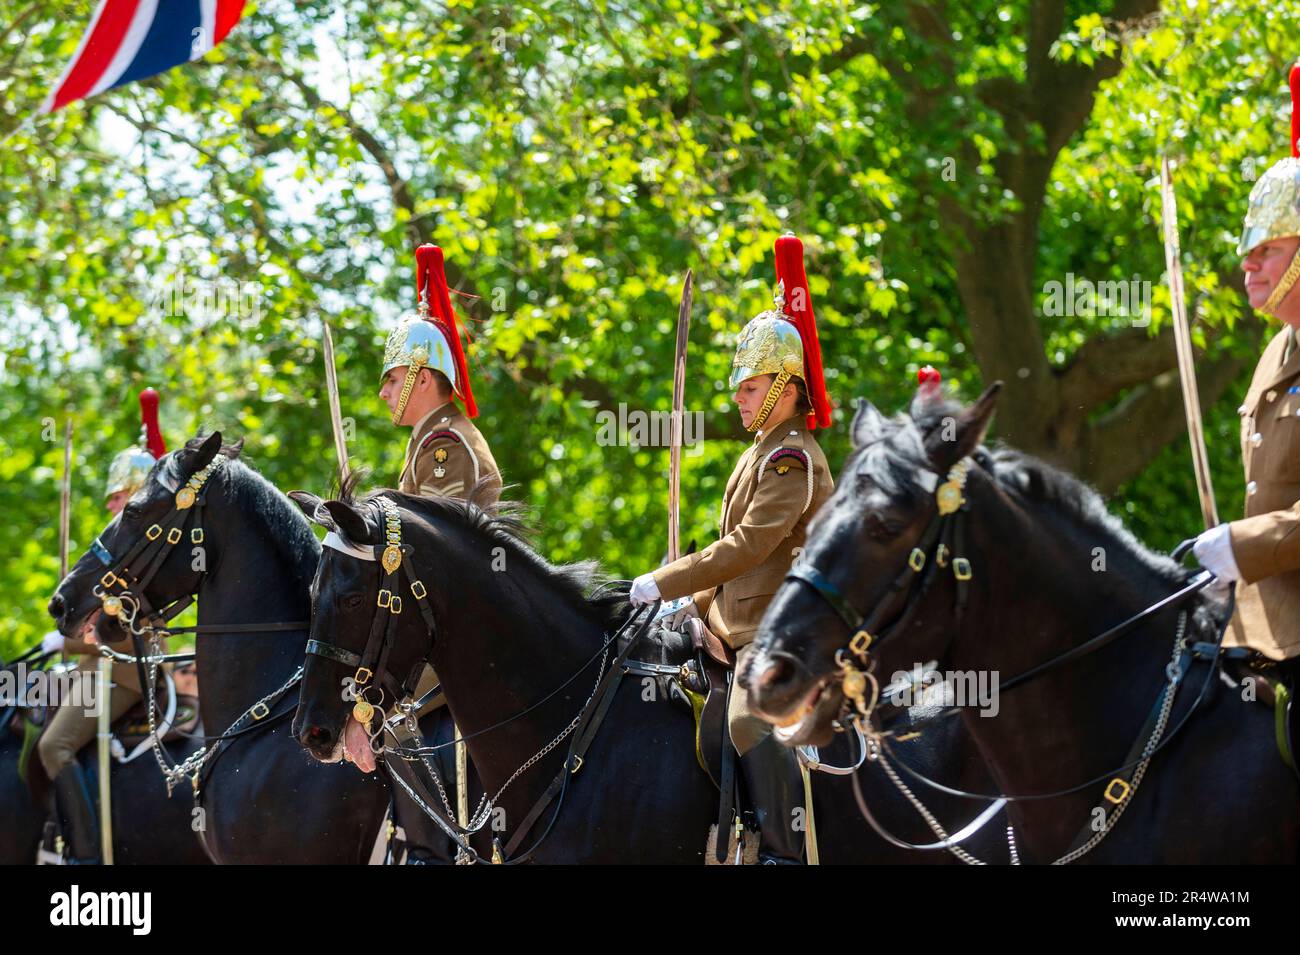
105 388 166 502
1238 158 1300 257
731 282 806 432
104 447 154 501
381 313 460 425
1239 63 1300 315
730 235 833 433
381 245 477 426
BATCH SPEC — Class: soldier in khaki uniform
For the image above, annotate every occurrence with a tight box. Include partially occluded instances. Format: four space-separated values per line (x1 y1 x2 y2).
630 235 834 863
1194 63 1300 664
379 244 502 505
374 244 502 862
39 389 166 863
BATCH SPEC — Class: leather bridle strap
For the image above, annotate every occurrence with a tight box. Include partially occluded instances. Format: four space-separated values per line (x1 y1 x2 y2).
305 640 361 668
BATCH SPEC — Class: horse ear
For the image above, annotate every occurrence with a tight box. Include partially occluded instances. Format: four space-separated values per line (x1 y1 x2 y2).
188 431 223 472
851 398 886 448
323 500 371 544
288 491 332 529
925 382 1001 471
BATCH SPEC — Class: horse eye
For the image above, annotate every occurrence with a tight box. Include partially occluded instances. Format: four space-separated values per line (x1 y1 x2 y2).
123 504 142 522
342 593 364 610
865 512 901 540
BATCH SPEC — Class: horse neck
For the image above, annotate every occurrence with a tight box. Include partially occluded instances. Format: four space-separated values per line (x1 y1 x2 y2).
944 473 1193 855
428 539 609 800
193 475 316 730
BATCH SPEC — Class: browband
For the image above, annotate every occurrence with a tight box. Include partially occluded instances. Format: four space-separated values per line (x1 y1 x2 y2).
322 531 376 561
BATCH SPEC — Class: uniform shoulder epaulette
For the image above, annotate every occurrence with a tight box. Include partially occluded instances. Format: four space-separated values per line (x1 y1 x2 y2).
758 438 815 514
420 428 463 449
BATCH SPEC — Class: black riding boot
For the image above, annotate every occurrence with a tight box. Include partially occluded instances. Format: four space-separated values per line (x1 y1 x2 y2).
739 735 805 864
52 763 100 865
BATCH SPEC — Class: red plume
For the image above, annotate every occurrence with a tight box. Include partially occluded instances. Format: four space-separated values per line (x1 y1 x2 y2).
773 234 832 430
916 365 942 402
139 388 166 459
1290 62 1299 158
414 244 478 419
917 365 942 387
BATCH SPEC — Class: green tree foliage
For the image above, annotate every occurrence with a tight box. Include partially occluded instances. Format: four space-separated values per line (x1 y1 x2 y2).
1 0 1294 656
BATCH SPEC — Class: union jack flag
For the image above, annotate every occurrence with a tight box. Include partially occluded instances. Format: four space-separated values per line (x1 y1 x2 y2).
42 0 248 113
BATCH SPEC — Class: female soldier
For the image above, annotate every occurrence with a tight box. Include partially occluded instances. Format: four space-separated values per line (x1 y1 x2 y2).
631 234 834 863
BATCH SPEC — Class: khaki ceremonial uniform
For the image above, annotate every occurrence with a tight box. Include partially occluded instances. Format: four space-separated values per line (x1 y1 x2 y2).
38 635 141 779
1226 326 1300 660
397 402 502 504
653 415 833 753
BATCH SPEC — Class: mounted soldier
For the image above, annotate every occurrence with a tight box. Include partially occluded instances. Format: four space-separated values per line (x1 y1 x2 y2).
630 234 834 863
379 244 501 505
1194 63 1300 669
370 244 500 862
37 389 165 863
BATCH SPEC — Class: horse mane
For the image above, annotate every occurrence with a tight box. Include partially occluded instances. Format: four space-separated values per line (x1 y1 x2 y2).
856 392 1187 584
179 435 322 585
335 471 628 631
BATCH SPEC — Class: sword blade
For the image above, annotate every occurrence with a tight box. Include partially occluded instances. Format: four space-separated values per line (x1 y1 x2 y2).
1161 157 1219 529
321 319 351 490
668 269 693 563
59 417 72 579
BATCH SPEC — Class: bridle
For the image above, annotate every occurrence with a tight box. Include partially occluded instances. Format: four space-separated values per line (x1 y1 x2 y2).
784 454 1229 863
91 455 225 641
85 453 309 795
305 496 441 721
306 495 657 864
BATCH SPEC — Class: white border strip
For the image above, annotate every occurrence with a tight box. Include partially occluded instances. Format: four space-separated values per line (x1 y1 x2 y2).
322 531 375 561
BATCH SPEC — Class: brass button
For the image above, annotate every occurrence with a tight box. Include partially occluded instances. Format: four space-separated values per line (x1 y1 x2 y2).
1248 480 1258 495
1251 432 1263 447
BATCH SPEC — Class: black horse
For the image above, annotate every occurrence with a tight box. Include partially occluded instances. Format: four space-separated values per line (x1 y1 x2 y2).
0 666 48 864
745 383 1300 863
290 484 1010 864
2 650 212 865
48 433 398 864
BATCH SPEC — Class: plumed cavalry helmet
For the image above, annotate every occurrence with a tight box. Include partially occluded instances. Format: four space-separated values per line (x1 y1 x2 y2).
381 244 478 426
730 234 833 433
1239 62 1300 315
104 388 166 502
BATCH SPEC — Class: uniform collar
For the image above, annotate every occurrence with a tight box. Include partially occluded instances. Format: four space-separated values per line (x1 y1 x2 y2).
409 401 458 436
754 414 805 449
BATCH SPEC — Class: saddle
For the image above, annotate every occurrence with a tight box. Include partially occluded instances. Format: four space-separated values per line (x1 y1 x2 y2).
627 611 735 789
1219 650 1299 776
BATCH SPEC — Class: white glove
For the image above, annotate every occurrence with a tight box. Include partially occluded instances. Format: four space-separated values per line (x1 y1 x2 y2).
1193 524 1241 583
629 572 662 607
41 630 65 653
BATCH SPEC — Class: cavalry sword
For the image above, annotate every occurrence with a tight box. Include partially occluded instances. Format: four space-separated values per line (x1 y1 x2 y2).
1160 157 1219 529
668 270 693 563
321 319 351 490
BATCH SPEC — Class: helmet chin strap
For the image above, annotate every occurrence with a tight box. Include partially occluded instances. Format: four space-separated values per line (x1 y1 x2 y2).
392 362 425 426
747 370 792 433
1262 246 1300 316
